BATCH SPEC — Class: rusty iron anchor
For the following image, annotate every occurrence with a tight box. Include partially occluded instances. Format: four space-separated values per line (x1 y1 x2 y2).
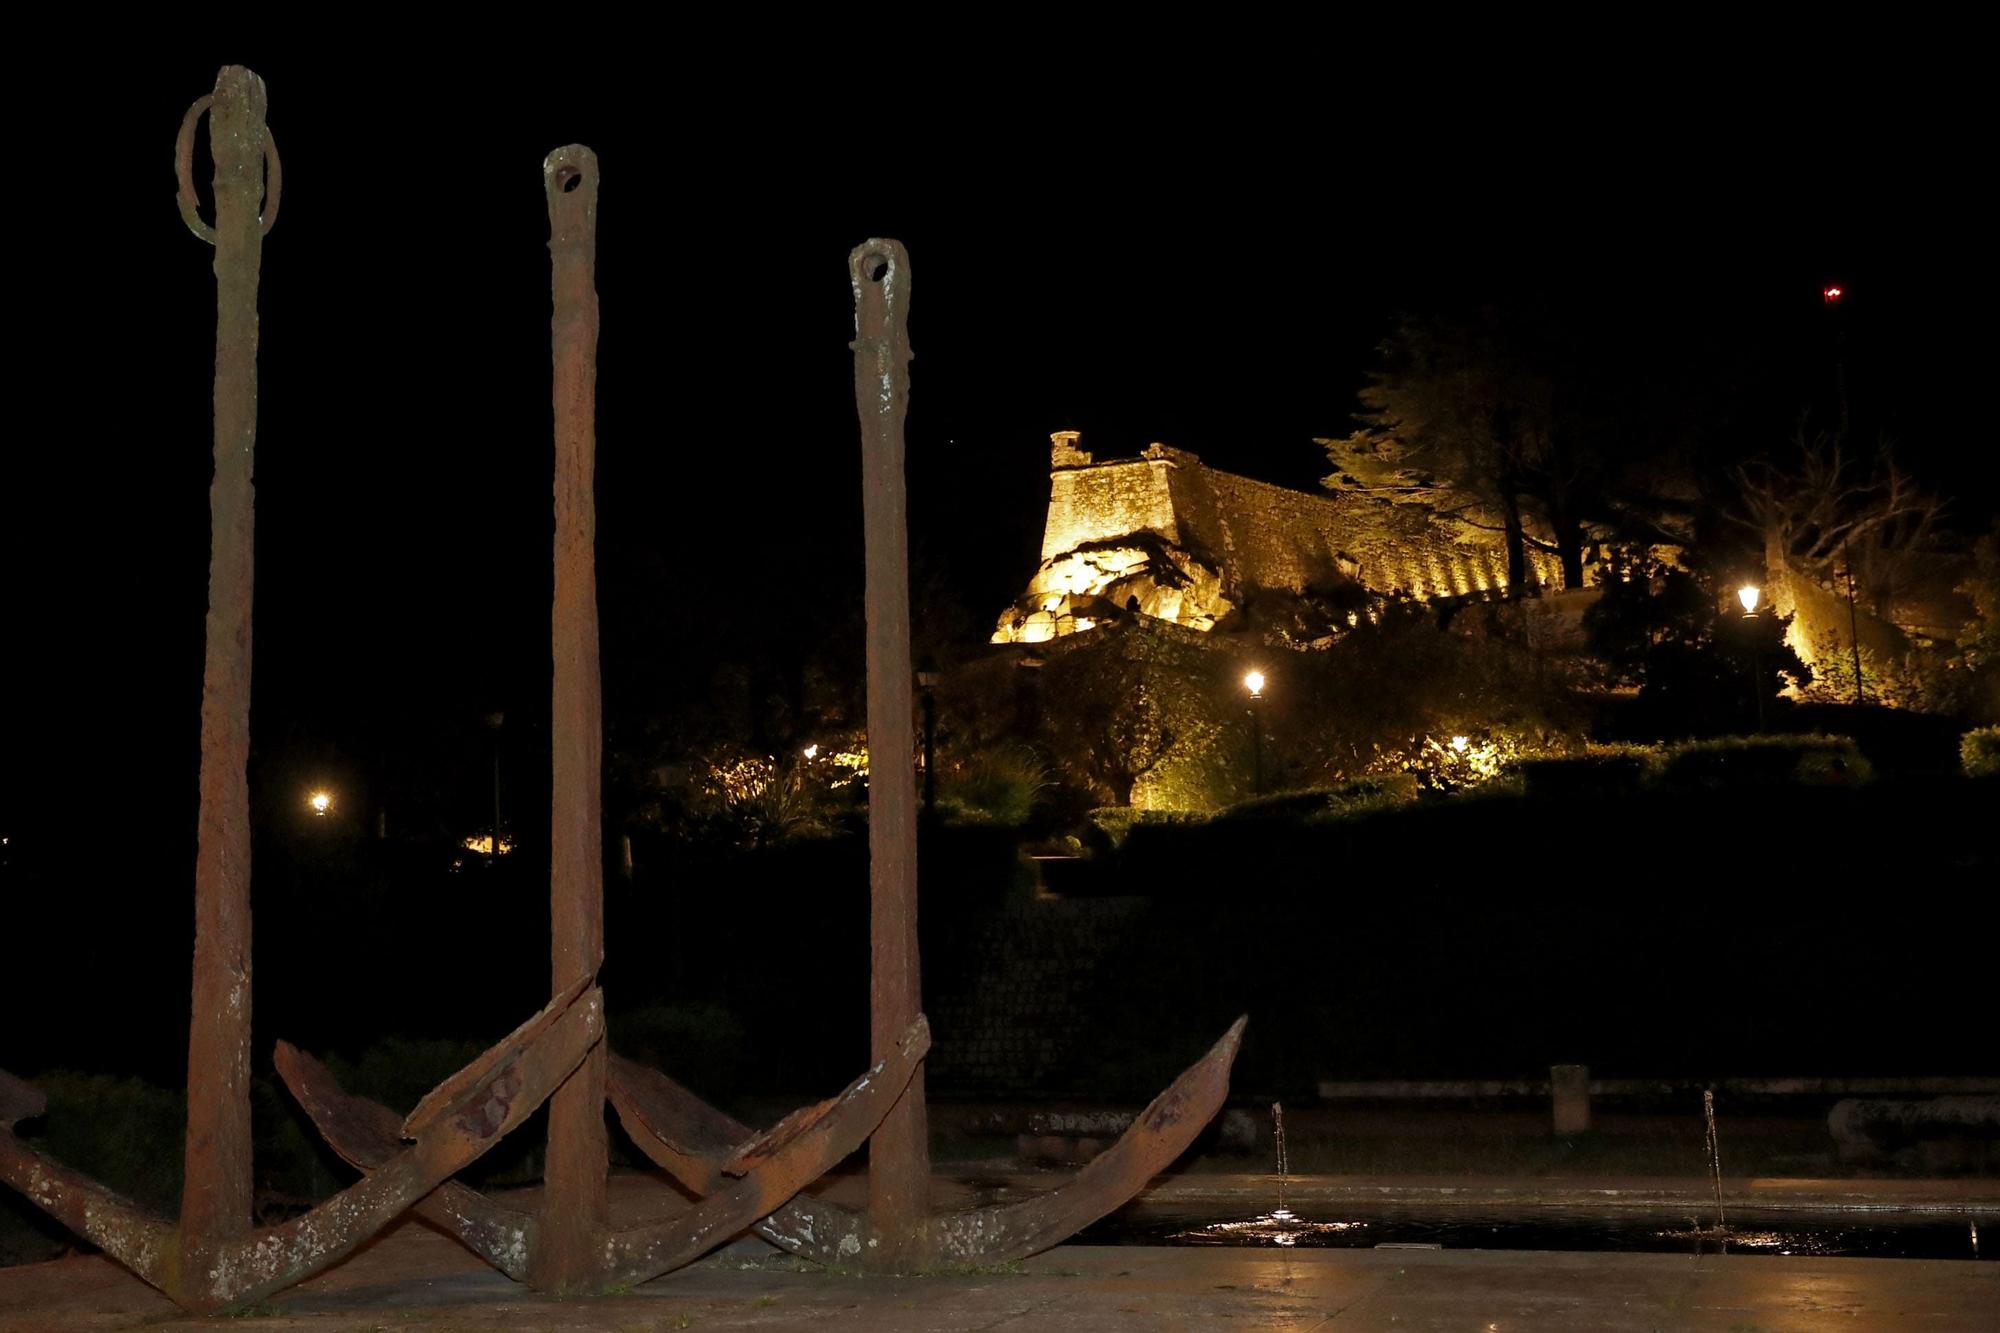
604 240 1246 1271
0 66 603 1315
279 146 929 1295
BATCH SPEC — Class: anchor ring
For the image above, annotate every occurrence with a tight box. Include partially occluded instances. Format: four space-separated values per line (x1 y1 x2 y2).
175 94 282 243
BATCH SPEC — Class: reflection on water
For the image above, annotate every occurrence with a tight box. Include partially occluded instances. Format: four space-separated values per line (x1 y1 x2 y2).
1655 1224 1859 1257
1172 1208 1368 1248
1082 1208 1991 1260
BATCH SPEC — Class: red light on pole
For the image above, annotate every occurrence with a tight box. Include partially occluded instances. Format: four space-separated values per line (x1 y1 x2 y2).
1823 285 1844 304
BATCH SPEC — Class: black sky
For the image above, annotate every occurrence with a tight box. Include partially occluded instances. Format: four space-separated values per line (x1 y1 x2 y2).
3 49 1992 889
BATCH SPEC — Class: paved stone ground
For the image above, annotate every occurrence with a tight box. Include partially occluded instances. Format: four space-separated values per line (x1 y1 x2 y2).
3 1173 1994 1330
3 1230 1995 1331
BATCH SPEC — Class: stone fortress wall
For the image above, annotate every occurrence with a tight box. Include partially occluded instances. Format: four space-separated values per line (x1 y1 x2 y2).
997 433 1557 644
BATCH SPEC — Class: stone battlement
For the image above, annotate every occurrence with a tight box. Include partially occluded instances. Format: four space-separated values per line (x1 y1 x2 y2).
995 433 1555 644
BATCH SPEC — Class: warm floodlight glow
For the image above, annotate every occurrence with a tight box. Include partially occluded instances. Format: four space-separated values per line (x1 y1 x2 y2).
1451 735 1469 753
1243 670 1266 698
802 743 819 760
308 791 332 816
1738 584 1761 615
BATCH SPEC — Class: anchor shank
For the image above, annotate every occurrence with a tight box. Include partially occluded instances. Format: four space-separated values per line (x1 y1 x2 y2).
181 64 269 1252
849 240 927 1266
535 145 608 1291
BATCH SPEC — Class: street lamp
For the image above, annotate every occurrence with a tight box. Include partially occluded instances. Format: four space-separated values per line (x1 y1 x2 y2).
1736 585 1766 730
916 663 941 817
308 790 332 817
1243 670 1266 795
484 711 506 866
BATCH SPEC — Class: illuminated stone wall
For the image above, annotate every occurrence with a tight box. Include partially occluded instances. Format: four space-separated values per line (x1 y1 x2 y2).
1040 457 1180 562
996 435 1556 643
1165 451 1546 600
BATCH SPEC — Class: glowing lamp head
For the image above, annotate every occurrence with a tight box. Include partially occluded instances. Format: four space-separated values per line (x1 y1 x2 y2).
802 743 819 760
308 790 332 816
1823 285 1844 303
1243 670 1266 699
1450 735 1470 753
1737 584 1761 615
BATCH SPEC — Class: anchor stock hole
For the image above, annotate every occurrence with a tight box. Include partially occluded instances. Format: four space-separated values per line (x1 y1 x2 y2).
863 255 889 282
558 166 584 193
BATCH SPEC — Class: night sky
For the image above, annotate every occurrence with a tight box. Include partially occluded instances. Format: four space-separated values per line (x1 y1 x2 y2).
3 52 1990 901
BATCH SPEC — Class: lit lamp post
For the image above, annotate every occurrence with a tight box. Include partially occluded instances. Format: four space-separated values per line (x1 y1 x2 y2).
307 790 332 818
1243 669 1266 795
916 664 941 817
484 711 505 867
1737 584 1766 731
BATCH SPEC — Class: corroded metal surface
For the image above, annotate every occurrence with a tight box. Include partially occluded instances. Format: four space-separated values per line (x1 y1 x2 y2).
597 1016 927 1286
0 1071 44 1128
850 239 928 1270
2 982 602 1312
284 1016 929 1287
180 61 269 1262
537 142 609 1295
609 1016 1244 1266
0 68 608 1315
276 1046 537 1282
279 151 923 1297
597 242 1244 1268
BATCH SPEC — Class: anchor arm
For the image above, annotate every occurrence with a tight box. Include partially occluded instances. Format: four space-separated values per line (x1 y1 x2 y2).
597 1015 929 1287
196 983 601 1311
274 1047 537 1281
0 1128 177 1285
609 1015 1246 1267
0 980 599 1311
267 973 602 1283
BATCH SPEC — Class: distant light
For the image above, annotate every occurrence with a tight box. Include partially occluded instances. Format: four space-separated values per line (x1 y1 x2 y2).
1451 735 1469 753
802 744 819 760
1738 584 1761 615
308 791 332 816
1243 670 1266 698
1823 285 1843 303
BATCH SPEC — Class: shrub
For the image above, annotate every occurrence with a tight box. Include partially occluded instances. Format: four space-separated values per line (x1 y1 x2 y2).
1366 730 1549 793
0 1073 183 1265
1216 774 1422 823
5 1073 183 1211
1087 806 1206 849
1517 744 1662 799
660 745 856 848
610 1002 749 1099
940 744 1049 826
1658 734 1872 790
1308 773 1423 820
1964 726 2000 779
324 1037 490 1119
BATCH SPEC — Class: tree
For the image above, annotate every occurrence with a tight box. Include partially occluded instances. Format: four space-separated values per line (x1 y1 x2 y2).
1324 306 1609 591
1951 522 2000 721
1584 547 1808 735
1732 419 1947 618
